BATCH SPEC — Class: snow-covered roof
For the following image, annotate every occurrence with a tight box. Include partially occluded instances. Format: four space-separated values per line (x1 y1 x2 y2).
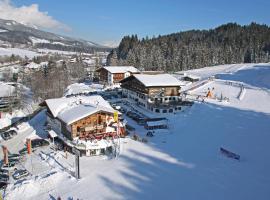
133 74 182 87
64 83 103 96
103 66 139 74
25 61 48 69
45 95 115 125
48 130 58 138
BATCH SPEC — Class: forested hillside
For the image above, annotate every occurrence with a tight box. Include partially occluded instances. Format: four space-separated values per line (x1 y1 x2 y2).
107 23 270 71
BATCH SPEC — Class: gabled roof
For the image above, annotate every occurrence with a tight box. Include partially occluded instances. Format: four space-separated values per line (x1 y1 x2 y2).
130 74 182 87
101 66 139 74
45 95 115 125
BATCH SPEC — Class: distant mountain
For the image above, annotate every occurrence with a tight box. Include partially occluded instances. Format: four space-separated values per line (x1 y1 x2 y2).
0 18 110 53
107 22 270 71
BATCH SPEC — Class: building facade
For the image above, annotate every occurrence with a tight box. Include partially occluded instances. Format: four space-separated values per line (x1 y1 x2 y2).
96 66 140 85
43 96 125 156
120 74 191 113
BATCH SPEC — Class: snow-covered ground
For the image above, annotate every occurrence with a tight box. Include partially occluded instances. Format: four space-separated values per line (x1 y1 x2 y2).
64 83 104 96
0 83 37 129
24 61 48 69
2 63 270 200
0 81 14 97
0 47 40 58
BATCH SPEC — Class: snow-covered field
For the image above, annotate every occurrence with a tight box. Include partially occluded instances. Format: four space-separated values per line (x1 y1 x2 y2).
2 63 270 200
0 47 40 58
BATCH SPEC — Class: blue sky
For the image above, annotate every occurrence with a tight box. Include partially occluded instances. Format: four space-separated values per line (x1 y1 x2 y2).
8 0 270 46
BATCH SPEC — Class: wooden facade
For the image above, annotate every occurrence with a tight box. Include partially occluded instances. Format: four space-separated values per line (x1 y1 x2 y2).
96 67 139 84
96 68 108 83
47 109 126 141
113 73 125 83
121 76 180 97
70 111 113 139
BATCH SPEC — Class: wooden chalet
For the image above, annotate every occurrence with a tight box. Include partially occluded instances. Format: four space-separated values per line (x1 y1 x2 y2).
96 66 140 85
120 74 189 113
43 95 125 156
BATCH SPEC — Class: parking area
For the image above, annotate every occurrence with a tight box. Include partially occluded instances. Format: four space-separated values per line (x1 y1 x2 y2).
0 110 51 194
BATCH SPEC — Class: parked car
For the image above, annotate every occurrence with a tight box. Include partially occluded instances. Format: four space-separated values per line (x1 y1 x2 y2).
8 154 20 160
8 130 17 136
31 139 50 148
1 132 12 140
0 174 9 182
0 169 9 176
8 158 20 165
13 169 29 180
1 162 15 170
0 181 8 190
146 131 154 137
119 108 127 114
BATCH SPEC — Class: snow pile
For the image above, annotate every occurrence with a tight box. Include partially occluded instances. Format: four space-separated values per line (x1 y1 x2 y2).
64 82 103 96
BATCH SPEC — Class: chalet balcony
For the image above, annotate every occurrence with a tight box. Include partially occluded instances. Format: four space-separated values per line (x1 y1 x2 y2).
82 124 105 132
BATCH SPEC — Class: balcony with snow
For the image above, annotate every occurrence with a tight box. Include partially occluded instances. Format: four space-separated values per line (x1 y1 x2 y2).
42 95 125 156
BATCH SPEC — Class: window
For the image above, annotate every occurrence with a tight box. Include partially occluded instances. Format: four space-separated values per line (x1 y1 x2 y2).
101 148 105 155
169 109 173 113
90 149 96 155
169 97 172 100
98 115 102 124
163 109 167 113
155 109 160 113
165 98 168 101
178 107 182 110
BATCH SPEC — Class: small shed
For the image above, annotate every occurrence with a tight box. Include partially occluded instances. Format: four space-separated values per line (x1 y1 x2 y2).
145 119 168 130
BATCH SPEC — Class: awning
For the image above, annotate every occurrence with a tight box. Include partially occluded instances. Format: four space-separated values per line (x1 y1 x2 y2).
48 130 58 138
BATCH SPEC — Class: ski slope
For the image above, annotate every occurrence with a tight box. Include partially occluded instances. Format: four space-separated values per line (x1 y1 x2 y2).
3 63 270 200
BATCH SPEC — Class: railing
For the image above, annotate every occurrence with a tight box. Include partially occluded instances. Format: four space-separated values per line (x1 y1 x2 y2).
148 100 193 108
